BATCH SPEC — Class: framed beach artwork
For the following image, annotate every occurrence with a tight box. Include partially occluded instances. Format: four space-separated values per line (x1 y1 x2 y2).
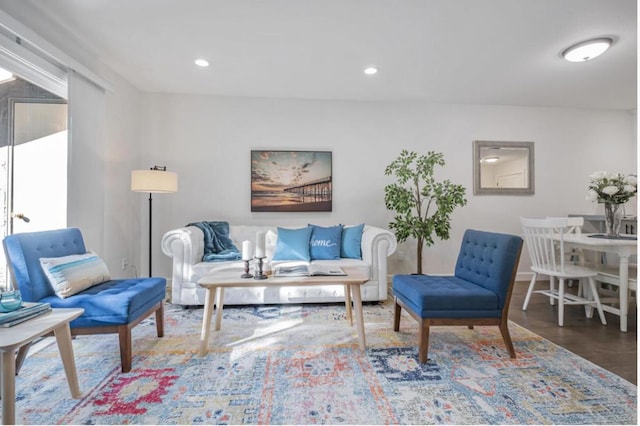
251 150 332 212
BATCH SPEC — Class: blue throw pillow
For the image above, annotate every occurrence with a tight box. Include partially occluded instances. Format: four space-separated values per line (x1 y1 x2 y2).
309 224 343 260
341 224 364 259
272 226 313 261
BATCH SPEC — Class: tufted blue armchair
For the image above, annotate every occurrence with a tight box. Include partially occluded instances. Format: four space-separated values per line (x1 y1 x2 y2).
392 229 523 363
3 228 166 372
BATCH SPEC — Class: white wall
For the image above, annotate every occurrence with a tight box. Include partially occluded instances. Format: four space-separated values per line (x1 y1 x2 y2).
100 67 144 279
140 94 636 279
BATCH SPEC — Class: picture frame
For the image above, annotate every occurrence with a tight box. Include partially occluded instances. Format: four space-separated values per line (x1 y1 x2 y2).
472 140 535 195
251 150 332 212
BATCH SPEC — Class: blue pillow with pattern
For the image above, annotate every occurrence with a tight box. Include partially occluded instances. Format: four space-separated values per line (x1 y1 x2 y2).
309 224 343 260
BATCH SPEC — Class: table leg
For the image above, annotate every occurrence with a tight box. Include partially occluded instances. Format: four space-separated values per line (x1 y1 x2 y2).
199 287 216 356
1 350 16 425
54 323 81 398
344 284 353 326
15 343 31 375
214 287 225 331
618 256 630 333
349 284 366 351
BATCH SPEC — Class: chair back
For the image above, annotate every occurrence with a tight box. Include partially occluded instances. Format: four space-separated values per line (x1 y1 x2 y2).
3 228 87 302
521 217 572 275
454 229 523 309
548 216 585 264
547 216 584 234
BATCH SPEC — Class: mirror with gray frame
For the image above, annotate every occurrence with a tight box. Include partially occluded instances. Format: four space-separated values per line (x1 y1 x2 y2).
473 140 535 195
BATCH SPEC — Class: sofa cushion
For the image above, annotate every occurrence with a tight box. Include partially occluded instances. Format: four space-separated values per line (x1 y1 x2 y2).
272 226 313 261
309 224 343 260
40 251 111 299
393 274 500 318
40 277 166 328
341 224 364 259
192 260 245 277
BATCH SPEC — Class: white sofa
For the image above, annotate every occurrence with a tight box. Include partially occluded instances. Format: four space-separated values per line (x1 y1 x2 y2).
161 224 397 306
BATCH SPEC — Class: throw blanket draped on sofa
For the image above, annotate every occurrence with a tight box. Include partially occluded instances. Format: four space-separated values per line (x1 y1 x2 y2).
186 221 241 262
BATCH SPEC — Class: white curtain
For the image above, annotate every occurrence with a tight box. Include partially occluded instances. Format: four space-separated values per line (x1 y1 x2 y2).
67 71 106 253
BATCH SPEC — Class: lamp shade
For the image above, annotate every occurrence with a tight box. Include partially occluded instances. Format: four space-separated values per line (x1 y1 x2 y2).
131 169 178 193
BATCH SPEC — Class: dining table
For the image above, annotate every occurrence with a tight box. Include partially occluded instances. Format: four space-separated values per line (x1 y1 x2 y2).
562 233 637 332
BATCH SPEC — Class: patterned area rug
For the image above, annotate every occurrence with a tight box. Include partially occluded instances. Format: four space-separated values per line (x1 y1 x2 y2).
10 299 637 425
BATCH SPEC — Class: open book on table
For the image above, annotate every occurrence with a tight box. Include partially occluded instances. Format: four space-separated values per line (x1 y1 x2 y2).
273 262 347 277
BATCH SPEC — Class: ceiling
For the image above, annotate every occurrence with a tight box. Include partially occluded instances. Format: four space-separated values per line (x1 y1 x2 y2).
26 0 638 110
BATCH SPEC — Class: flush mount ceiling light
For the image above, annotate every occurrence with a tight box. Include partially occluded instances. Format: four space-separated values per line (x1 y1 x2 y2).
194 58 210 67
363 66 378 75
562 37 613 62
483 157 499 163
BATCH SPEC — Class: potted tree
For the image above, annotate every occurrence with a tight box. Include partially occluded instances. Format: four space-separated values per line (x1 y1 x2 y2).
384 149 467 274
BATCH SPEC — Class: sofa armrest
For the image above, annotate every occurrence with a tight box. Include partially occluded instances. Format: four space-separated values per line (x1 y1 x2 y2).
161 226 204 291
360 225 397 298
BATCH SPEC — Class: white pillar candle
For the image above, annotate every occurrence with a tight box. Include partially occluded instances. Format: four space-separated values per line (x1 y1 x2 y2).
241 240 252 261
255 231 266 258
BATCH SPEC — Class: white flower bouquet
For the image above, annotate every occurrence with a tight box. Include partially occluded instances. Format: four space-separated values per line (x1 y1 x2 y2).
586 171 637 205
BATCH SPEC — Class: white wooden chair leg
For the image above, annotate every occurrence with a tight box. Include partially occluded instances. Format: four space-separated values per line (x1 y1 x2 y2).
582 279 595 318
550 276 556 306
522 273 538 310
588 277 607 325
558 278 564 326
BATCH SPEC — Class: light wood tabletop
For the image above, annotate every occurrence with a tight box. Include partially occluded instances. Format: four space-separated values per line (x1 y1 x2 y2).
0 308 84 425
197 266 370 356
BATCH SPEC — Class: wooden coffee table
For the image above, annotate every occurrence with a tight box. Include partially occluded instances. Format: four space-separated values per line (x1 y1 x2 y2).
0 308 84 425
197 266 370 356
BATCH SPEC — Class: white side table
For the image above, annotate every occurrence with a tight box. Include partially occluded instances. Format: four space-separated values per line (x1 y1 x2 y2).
0 308 84 425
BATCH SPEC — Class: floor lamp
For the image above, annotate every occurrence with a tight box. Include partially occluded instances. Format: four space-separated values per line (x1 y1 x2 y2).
131 166 178 277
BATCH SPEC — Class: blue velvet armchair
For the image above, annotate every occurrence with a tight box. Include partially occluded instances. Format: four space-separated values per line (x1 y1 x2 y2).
3 228 166 372
393 229 523 363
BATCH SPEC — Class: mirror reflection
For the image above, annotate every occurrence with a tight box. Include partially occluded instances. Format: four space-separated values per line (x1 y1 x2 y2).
473 141 534 195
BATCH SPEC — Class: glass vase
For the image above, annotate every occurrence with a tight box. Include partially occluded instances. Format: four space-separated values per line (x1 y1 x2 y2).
604 202 623 238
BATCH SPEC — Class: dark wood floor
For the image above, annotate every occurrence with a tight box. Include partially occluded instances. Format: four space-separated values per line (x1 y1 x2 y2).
508 280 637 385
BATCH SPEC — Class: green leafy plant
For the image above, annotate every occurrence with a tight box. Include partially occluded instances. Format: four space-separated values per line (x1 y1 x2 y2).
384 149 467 274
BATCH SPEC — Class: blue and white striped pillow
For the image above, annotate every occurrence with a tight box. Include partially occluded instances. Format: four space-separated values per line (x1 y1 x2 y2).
40 251 111 299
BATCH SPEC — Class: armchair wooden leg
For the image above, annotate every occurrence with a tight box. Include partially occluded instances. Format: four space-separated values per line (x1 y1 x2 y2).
393 299 402 331
118 326 132 373
155 304 165 338
499 321 516 358
418 319 430 363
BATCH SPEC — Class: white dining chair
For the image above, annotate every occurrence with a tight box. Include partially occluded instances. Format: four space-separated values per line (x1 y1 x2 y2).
520 217 607 327
547 216 588 288
595 260 637 313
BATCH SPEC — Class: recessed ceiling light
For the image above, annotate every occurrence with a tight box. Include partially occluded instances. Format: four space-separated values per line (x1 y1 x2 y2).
194 58 210 67
364 66 378 75
562 37 613 62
